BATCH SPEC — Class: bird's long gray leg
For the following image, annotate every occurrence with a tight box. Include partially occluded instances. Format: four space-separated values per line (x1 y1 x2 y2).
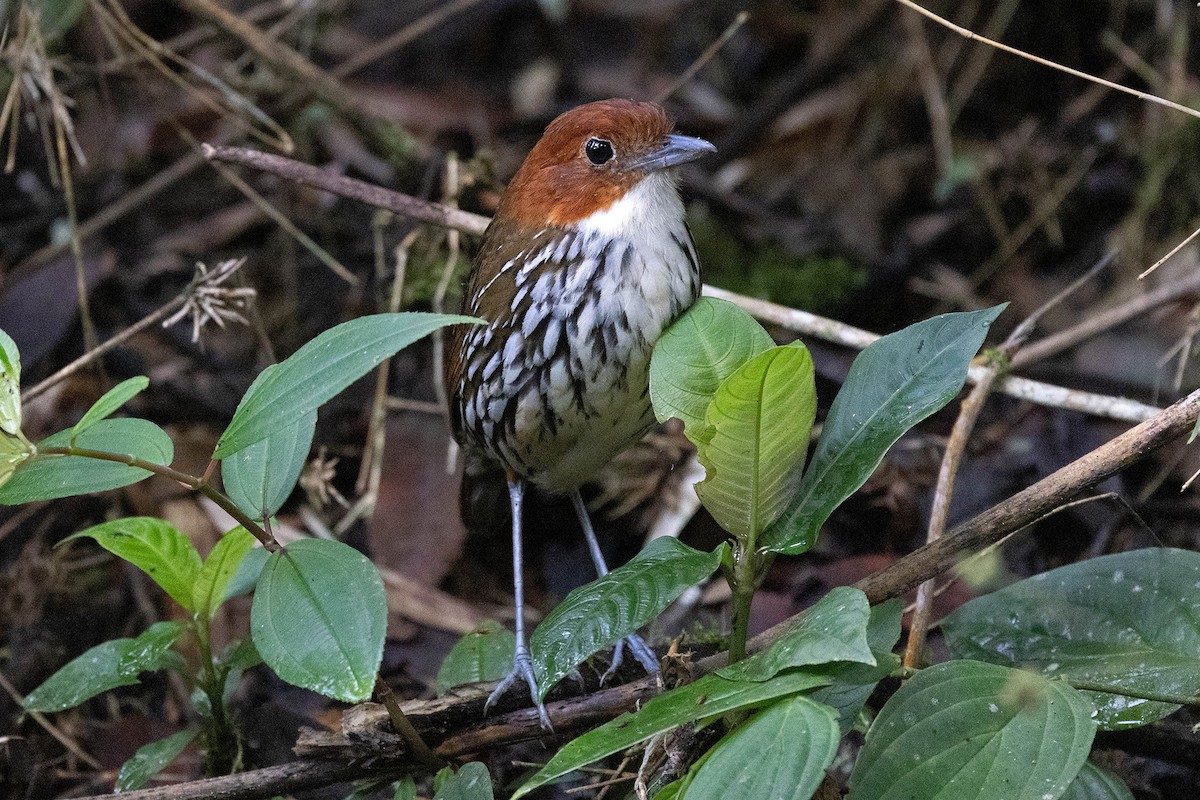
486 476 552 729
570 489 660 681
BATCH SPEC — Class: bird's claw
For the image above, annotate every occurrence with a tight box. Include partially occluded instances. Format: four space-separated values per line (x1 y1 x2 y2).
486 643 553 730
601 634 660 685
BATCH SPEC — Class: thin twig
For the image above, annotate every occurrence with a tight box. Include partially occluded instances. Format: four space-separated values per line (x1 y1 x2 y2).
895 0 1200 123
1012 262 1200 369
203 145 490 236
21 297 185 403
332 0 488 79
0 669 103 770
1139 222 1200 280
654 11 749 104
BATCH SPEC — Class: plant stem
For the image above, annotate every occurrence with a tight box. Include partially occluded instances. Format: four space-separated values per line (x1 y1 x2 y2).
374 675 442 768
728 540 757 664
39 446 277 550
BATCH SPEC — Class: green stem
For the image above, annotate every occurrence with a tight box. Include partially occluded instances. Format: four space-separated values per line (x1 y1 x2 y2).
39 446 276 550
374 676 442 768
728 539 757 664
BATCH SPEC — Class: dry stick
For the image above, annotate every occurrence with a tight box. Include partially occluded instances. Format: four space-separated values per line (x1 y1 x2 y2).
653 11 749 105
170 0 377 126
895 0 1200 123
1138 222 1200 280
962 147 1098 296
1012 265 1200 369
203 144 1161 425
332 0 489 79
901 255 1112 669
21 296 186 402
0 669 103 770
203 145 490 235
205 154 359 285
903 10 953 179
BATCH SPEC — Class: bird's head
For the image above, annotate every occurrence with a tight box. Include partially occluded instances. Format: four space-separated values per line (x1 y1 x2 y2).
496 99 715 231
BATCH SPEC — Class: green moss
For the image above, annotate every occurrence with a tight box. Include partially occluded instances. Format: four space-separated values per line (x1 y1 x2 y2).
690 213 866 312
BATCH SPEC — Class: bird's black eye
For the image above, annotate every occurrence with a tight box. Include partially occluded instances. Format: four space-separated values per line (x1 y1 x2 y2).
585 137 615 165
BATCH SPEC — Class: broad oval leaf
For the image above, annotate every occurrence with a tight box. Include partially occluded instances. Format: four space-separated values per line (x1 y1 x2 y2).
71 376 149 441
763 305 1005 555
848 660 1095 800
115 728 197 792
650 297 774 436
682 695 839 800
941 547 1200 729
193 527 262 619
437 619 516 696
694 342 815 540
215 312 476 459
811 598 904 732
251 538 386 702
530 539 727 700
65 517 201 611
719 586 874 681
1061 762 1134 800
512 668 833 799
0 418 173 505
433 762 495 800
222 398 315 520
23 621 185 712
0 328 22 436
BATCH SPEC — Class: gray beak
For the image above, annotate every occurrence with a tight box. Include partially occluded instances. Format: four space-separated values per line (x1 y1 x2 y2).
625 133 716 173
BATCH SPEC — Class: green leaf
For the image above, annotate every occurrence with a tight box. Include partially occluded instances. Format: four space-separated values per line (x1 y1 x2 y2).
848 660 1095 800
0 431 33 490
0 418 173 504
115 728 197 792
719 586 874 681
215 313 476 459
193 527 262 619
71 376 149 441
394 777 417 800
222 367 316 519
681 695 839 800
1061 762 1134 800
251 538 386 702
65 518 201 611
23 621 185 712
650 297 775 436
433 762 494 800
512 668 833 798
436 620 517 696
694 343 815 540
941 547 1200 729
810 598 904 732
530 539 727 700
0 328 22 437
762 305 1006 555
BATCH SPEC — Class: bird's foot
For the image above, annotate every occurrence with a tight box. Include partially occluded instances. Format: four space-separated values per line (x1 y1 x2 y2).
486 642 552 730
601 633 660 685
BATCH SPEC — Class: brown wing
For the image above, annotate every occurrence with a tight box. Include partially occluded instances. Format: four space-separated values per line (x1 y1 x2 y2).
444 217 525 445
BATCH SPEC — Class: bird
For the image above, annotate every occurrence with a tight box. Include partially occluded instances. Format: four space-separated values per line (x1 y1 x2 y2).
446 98 714 727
